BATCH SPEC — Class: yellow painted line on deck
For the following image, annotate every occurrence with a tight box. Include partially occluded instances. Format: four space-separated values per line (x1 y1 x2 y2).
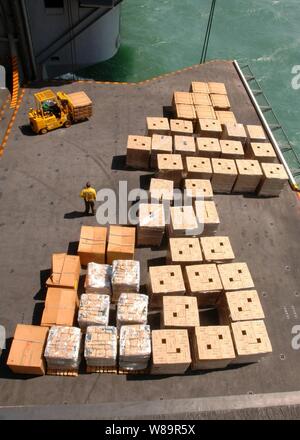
0 88 25 157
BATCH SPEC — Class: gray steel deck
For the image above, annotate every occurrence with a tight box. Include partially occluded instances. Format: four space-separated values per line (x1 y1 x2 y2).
0 61 299 417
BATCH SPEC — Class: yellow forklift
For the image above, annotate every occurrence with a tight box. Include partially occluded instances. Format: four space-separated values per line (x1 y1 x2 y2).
28 89 92 134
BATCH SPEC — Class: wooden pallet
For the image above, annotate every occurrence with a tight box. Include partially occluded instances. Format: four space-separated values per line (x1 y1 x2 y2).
47 368 78 377
86 366 118 374
118 368 150 375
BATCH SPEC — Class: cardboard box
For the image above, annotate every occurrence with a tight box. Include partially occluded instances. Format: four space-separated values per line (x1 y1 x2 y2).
172 91 193 105
210 94 231 110
208 82 227 95
190 81 209 94
168 206 199 237
194 200 220 235
231 320 272 364
184 263 223 307
196 137 221 157
195 105 216 120
216 111 237 125
245 125 267 143
245 142 277 163
44 326 81 370
78 293 110 331
84 263 112 295
150 134 173 168
196 119 222 138
119 324 151 370
218 290 265 325
200 236 235 263
137 203 165 247
149 178 174 203
111 260 140 303
174 135 196 157
175 103 196 121
190 325 235 370
217 262 255 291
126 135 151 170
7 324 49 375
151 329 191 374
117 293 148 327
233 159 263 193
167 237 202 265
46 253 80 290
41 287 78 327
161 296 200 329
170 119 193 137
220 140 244 160
78 225 107 266
192 92 212 106
157 154 184 187
222 123 247 143
149 265 185 308
211 158 238 193
147 117 170 136
257 163 288 197
184 179 214 201
186 156 212 180
106 225 135 264
84 326 117 367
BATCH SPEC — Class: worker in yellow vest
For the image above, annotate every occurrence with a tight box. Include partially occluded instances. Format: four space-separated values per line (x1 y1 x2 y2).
80 182 96 215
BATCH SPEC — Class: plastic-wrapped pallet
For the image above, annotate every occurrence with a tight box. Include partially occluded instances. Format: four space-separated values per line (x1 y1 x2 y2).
111 260 140 303
44 326 81 371
119 324 151 371
78 294 110 331
85 263 112 295
84 326 117 367
117 293 148 327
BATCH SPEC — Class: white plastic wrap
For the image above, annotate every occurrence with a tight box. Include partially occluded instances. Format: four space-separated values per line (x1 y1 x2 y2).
111 260 140 302
84 326 117 367
78 294 110 330
117 293 148 327
44 326 81 370
119 324 151 370
85 263 112 295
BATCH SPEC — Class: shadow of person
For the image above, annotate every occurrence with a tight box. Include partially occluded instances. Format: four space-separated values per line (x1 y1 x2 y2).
64 211 87 219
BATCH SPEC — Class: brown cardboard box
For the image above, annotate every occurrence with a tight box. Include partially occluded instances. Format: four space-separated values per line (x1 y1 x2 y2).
46 253 80 290
172 91 193 105
174 135 196 157
245 125 267 143
168 206 199 237
175 103 196 121
210 94 231 110
167 237 203 265
216 111 237 125
218 290 265 325
126 135 151 170
211 158 238 193
151 329 191 374
195 105 216 120
161 296 200 329
184 263 223 307
41 287 78 327
217 262 255 291
184 179 214 201
170 119 193 137
150 134 173 168
208 82 227 95
257 163 288 197
195 119 222 139
222 123 247 143
149 265 185 309
186 156 212 180
137 203 165 247
245 142 277 163
194 200 220 235
107 225 135 264
78 225 107 266
7 324 49 375
149 178 174 203
190 325 235 370
231 320 272 364
196 137 221 157
147 117 170 136
233 159 263 193
192 93 212 106
157 154 184 187
200 236 235 263
220 140 244 160
190 81 209 94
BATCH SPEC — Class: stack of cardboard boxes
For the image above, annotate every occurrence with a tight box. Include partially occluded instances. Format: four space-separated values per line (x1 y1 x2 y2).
78 294 110 331
117 293 148 327
84 262 112 295
41 287 78 327
119 324 151 371
137 203 166 247
167 237 203 265
111 260 140 303
149 265 186 308
44 326 81 373
84 326 117 368
126 135 152 170
78 225 107 266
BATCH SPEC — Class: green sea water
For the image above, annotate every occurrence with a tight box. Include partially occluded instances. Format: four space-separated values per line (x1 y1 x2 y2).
79 0 300 164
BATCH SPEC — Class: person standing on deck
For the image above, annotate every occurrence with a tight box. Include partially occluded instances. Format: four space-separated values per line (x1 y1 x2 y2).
80 182 96 215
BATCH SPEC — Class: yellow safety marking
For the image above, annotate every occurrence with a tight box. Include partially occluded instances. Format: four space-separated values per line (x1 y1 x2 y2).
0 95 11 121
10 56 20 109
0 88 25 157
